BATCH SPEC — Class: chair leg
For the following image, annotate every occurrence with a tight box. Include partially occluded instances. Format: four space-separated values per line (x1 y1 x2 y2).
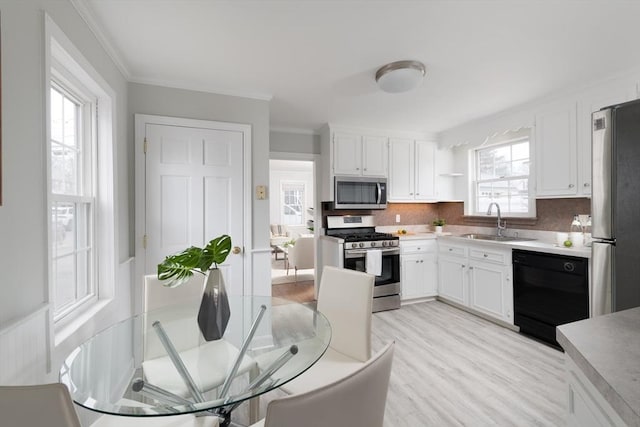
295 267 298 283
249 365 260 423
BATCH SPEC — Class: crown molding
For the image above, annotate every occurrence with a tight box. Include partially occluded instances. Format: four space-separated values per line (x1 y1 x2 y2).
69 0 132 79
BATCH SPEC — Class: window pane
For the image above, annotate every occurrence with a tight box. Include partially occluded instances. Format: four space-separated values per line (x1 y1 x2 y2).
493 145 511 163
51 145 78 195
494 161 511 178
512 159 529 176
512 142 529 160
282 183 304 226
63 97 77 147
77 250 90 300
51 88 63 143
54 254 76 313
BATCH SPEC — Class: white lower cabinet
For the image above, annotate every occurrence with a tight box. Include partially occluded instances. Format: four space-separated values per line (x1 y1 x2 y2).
438 240 514 325
400 240 438 300
437 241 468 305
565 355 626 427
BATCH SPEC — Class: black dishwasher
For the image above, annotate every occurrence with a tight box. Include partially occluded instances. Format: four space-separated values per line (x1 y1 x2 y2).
512 249 589 349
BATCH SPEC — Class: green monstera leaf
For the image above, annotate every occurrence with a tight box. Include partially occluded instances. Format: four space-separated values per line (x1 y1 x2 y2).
157 235 232 288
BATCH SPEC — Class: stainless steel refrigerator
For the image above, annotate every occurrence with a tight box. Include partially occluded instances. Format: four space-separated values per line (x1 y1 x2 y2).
592 99 640 316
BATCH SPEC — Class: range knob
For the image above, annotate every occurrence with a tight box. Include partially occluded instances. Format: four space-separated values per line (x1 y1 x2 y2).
351 243 358 249
371 242 377 247
382 241 388 247
359 242 365 248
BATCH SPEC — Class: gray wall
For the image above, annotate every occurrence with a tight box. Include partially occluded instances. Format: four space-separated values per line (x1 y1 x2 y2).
0 0 130 326
270 130 320 154
128 83 271 249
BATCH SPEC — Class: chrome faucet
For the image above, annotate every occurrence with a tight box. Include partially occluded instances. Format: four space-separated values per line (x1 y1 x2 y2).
486 202 507 237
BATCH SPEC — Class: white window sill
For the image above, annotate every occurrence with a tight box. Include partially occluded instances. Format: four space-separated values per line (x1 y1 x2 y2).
54 298 112 347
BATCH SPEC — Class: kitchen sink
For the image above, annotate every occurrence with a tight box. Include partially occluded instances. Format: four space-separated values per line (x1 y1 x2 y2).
459 233 537 242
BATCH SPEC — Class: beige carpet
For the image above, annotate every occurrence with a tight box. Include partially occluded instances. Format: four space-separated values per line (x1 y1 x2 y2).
272 280 316 304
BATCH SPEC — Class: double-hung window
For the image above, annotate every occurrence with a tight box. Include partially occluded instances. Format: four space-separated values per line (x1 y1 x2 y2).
281 182 305 225
473 132 533 217
46 15 116 329
50 79 96 321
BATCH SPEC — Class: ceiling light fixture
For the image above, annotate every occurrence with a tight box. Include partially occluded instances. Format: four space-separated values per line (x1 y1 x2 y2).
375 60 426 93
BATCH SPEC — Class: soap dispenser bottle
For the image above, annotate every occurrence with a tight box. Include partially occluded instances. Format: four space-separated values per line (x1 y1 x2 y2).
570 214 584 247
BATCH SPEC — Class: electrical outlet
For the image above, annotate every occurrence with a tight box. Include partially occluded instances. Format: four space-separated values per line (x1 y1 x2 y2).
256 185 267 200
395 214 401 223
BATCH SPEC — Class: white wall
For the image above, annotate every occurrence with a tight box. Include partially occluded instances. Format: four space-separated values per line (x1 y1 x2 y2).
0 0 131 384
270 130 320 154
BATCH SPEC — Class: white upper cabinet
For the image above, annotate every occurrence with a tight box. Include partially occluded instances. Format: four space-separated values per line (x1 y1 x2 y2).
333 132 362 175
362 135 388 176
535 102 578 197
535 81 637 198
389 138 436 201
333 131 387 177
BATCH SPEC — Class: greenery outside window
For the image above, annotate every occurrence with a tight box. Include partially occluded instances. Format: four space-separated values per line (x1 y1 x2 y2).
473 132 533 217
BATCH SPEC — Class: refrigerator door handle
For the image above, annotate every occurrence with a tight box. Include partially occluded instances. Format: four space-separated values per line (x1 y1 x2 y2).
592 109 613 239
591 242 613 317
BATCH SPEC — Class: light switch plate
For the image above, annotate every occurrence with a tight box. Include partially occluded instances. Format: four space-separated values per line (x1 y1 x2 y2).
256 185 267 200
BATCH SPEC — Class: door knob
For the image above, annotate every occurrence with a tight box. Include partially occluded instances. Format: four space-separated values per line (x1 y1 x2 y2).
232 246 242 254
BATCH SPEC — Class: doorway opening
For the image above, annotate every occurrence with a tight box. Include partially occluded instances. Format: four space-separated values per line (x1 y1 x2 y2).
269 159 315 303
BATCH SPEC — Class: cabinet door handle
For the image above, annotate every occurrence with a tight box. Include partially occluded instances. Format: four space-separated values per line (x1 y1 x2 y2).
584 183 590 187
409 192 414 195
461 264 465 268
483 254 488 258
356 167 360 170
469 266 474 270
364 168 367 171
568 183 575 188
420 260 424 263
416 193 420 195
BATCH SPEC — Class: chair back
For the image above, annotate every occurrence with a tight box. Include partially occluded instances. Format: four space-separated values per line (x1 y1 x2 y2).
287 236 315 270
143 274 206 360
317 266 374 362
264 341 394 427
0 383 81 427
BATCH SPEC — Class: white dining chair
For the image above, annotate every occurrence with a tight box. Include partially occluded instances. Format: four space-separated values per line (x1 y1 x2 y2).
280 265 374 394
0 383 82 427
90 275 256 426
141 274 257 397
250 341 394 427
285 235 315 281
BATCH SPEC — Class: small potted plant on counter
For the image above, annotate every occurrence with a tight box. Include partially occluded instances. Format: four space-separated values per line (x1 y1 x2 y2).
432 218 446 234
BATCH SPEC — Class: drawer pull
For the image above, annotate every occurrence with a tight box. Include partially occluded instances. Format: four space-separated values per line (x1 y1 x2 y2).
484 254 488 258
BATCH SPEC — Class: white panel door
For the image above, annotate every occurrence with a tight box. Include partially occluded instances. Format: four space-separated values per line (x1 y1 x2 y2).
468 261 508 321
145 124 245 295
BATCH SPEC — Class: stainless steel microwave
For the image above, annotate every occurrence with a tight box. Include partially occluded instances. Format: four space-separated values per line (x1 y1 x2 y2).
334 176 387 209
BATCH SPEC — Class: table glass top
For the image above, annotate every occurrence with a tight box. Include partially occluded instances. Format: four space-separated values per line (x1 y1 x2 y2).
59 297 330 417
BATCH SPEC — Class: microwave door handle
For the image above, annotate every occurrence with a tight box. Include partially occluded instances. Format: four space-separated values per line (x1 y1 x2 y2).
376 182 382 204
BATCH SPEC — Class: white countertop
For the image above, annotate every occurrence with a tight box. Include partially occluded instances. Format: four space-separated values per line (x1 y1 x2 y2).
438 234 591 258
557 307 640 426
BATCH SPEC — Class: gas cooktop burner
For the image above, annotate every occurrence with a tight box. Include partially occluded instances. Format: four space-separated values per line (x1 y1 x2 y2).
341 232 397 242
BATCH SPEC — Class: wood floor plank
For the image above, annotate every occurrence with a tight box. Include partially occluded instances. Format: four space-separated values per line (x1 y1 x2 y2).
235 299 566 426
372 301 566 426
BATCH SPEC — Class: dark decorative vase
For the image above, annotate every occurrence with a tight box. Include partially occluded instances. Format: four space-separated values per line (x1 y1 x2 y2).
197 268 231 341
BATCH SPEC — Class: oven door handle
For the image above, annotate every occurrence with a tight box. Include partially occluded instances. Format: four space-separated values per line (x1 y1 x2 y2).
345 248 399 258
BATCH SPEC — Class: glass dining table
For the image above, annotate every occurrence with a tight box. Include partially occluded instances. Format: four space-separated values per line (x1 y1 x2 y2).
59 296 331 426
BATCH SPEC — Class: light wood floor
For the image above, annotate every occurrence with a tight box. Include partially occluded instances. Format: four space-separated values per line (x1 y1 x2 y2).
238 300 566 426
371 301 566 426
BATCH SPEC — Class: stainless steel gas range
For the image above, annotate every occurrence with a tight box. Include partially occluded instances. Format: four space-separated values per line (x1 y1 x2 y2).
320 215 400 312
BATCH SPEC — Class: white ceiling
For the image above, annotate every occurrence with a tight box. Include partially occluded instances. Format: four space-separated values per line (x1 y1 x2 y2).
80 0 640 135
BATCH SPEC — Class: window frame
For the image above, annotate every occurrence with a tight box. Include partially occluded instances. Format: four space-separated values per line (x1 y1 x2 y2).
280 181 306 226
49 79 98 322
45 14 117 337
470 133 535 218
